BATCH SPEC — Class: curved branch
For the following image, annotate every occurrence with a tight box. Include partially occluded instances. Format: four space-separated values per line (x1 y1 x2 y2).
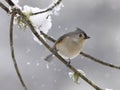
40 31 120 70
31 0 62 16
16 9 104 90
9 9 27 90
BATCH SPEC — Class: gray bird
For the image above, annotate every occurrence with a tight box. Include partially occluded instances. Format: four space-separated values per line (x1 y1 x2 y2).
45 27 90 63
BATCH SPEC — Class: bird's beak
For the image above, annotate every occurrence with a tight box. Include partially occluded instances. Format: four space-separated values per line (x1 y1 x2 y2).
86 36 90 39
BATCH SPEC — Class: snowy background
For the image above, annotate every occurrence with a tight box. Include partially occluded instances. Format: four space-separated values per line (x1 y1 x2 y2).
0 0 120 90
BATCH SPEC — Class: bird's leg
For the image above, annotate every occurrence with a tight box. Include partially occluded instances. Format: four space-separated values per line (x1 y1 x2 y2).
66 59 71 66
52 48 58 55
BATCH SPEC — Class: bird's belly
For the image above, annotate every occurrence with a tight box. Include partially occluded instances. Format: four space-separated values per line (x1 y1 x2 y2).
57 42 83 59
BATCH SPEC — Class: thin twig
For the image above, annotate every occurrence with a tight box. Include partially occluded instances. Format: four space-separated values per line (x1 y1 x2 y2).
16 8 104 90
40 31 120 70
31 0 62 16
0 2 10 13
40 31 56 43
80 52 120 70
9 9 27 90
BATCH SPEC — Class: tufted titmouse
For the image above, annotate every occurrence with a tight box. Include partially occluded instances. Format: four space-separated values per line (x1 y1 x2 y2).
45 27 90 63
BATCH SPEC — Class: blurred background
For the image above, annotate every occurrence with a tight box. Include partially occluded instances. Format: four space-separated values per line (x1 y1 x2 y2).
0 0 120 90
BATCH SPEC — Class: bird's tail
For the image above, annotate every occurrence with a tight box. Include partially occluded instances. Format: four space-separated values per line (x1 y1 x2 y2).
45 54 54 62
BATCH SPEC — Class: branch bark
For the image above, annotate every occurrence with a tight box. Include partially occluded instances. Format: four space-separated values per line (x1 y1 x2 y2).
5 0 15 6
0 2 10 13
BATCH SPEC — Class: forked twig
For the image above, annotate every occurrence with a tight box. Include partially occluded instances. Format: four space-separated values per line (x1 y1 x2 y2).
9 9 27 90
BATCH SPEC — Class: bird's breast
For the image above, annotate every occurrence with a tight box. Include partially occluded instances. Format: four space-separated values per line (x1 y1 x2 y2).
56 37 86 59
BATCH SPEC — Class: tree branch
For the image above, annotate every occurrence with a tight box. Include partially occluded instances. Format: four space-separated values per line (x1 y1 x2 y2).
5 0 15 6
80 52 120 70
40 31 120 70
40 31 56 43
0 2 10 13
31 0 62 16
9 9 27 90
15 8 104 90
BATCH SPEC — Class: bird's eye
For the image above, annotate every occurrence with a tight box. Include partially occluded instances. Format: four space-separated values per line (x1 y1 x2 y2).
79 34 82 37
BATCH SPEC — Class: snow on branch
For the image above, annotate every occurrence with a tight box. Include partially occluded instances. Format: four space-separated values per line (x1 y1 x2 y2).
11 0 63 45
31 0 63 15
